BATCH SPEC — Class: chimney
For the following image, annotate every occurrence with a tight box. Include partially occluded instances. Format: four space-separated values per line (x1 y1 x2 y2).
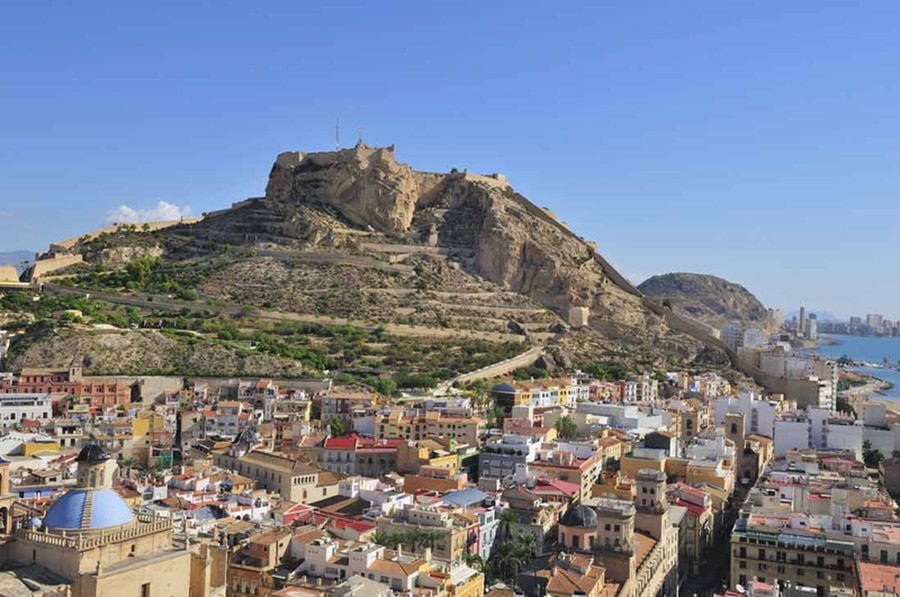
424 547 432 563
397 544 403 559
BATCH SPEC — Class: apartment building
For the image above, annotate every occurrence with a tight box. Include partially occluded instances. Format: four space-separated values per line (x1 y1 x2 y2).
0 393 51 427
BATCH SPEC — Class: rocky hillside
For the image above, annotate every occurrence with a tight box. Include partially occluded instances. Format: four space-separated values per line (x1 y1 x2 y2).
638 273 776 332
28 143 735 376
8 327 307 377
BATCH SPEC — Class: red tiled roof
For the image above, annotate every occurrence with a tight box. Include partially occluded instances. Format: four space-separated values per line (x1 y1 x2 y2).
533 478 580 498
324 433 362 449
675 498 707 518
858 561 900 595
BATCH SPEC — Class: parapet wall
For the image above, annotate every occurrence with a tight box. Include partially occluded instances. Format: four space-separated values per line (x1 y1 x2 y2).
0 266 19 283
461 172 509 190
49 219 202 253
27 254 84 281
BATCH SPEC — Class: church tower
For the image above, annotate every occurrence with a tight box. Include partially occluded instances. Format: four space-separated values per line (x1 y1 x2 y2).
76 443 117 490
634 469 669 540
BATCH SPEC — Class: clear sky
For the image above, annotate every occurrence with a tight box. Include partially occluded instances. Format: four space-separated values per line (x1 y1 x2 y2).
2 1 900 318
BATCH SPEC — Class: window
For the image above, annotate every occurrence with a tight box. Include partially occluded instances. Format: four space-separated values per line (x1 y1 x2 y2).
614 524 620 532
604 524 611 531
739 561 746 569
141 583 151 597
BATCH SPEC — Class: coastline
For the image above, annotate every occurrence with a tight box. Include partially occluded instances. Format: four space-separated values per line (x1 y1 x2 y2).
843 372 898 415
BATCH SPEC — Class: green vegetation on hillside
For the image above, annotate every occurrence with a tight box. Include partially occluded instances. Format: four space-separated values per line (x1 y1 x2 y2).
1 289 524 388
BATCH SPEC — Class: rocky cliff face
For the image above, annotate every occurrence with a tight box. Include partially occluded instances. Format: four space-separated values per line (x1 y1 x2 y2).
638 272 776 332
250 143 709 356
259 144 657 336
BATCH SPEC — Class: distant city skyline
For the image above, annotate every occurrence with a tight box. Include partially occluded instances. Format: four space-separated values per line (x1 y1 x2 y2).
4 2 900 316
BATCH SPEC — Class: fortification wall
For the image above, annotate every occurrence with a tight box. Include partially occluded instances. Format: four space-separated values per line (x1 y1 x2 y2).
28 254 84 281
0 266 19 283
462 172 509 190
49 219 202 252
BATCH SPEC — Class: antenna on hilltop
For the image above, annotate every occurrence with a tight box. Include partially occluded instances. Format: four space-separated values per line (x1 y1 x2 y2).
357 126 364 145
335 118 340 150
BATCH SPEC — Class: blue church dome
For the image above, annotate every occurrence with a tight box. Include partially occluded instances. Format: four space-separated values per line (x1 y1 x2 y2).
43 488 135 530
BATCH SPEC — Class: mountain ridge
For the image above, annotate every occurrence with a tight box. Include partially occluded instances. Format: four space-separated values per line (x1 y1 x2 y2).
16 144 735 378
638 272 777 333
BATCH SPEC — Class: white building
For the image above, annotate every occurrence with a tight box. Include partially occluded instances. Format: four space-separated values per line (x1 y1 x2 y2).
475 507 499 561
720 321 744 351
773 408 863 460
713 391 777 438
575 403 664 431
0 393 51 427
742 328 767 349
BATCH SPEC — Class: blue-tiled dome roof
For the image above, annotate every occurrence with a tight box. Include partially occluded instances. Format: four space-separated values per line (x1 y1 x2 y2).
43 488 134 530
233 429 259 445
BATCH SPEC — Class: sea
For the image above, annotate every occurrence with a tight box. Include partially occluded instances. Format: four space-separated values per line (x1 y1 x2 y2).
808 333 900 399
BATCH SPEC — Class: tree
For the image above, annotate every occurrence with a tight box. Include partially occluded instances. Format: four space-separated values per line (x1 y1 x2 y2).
487 408 505 430
420 528 444 551
835 395 856 417
498 508 518 541
327 417 346 438
118 456 137 477
863 440 884 468
554 415 578 440
516 531 539 556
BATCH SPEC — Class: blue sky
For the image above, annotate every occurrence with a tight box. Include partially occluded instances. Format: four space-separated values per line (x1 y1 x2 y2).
2 1 900 318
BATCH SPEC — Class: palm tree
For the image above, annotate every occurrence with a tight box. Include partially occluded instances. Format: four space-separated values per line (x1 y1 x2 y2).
420 528 444 552
464 553 485 572
372 531 392 547
498 508 518 541
117 457 137 478
516 532 539 556
554 415 578 439
398 530 421 551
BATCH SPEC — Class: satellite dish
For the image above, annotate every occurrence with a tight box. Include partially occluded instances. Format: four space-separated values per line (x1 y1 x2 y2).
735 584 746 594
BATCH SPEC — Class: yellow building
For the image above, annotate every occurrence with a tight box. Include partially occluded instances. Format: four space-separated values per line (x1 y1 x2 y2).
424 412 484 448
375 506 471 567
397 440 458 475
213 431 334 503
375 409 426 442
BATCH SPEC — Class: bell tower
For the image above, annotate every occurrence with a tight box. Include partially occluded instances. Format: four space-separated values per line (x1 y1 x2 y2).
634 468 669 540
76 444 116 490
